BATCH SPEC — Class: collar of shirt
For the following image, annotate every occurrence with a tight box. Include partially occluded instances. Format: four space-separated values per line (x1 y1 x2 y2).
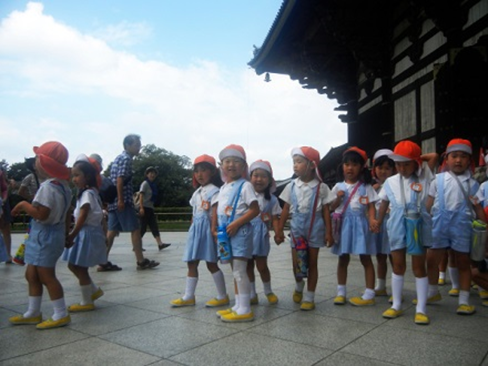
449 170 471 182
295 178 319 188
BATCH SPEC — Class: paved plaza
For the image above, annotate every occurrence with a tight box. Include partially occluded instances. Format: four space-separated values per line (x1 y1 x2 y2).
1 232 488 365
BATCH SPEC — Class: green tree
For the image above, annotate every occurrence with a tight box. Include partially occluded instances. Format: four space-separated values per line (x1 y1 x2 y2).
7 161 31 182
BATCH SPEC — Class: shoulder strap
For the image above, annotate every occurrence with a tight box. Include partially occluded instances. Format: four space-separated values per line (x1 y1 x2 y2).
341 182 362 214
307 184 320 240
229 181 245 223
448 171 475 216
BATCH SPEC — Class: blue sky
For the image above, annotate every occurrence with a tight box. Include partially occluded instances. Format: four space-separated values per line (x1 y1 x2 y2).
0 1 346 179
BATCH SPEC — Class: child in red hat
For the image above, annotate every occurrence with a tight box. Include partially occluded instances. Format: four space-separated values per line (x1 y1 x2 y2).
426 138 486 315
9 141 73 329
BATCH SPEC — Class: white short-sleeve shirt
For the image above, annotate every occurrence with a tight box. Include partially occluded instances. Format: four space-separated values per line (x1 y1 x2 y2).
331 182 378 213
74 189 103 227
33 179 71 225
216 180 257 216
189 184 220 214
279 178 335 214
256 192 282 216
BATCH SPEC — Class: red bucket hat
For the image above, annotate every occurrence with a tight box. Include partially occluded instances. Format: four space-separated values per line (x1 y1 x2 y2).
33 141 70 180
291 146 322 181
192 154 217 188
344 146 368 166
218 144 249 182
390 140 422 167
446 138 472 155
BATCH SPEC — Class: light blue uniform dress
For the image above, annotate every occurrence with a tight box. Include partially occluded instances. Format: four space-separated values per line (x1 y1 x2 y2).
183 184 220 262
63 188 107 267
26 179 72 267
331 182 378 255
379 168 433 252
373 183 390 255
251 194 282 257
480 181 488 208
217 178 257 259
430 172 480 253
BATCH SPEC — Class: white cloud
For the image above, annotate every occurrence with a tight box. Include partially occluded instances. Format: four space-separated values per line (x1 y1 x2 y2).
92 20 152 47
0 2 347 179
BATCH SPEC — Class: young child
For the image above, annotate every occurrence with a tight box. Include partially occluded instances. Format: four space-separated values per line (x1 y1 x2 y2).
247 160 282 305
426 139 485 315
9 141 73 329
277 146 334 311
213 145 260 322
63 155 107 312
475 154 488 301
170 155 229 308
371 149 396 297
330 147 379 306
375 140 438 325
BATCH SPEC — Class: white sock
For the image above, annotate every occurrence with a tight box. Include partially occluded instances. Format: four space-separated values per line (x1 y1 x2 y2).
295 280 305 293
263 281 272 295
459 290 470 306
90 281 98 293
303 291 315 303
212 270 227 300
232 295 240 312
23 296 42 318
233 260 251 315
375 278 386 291
52 298 68 321
449 266 459 289
183 277 198 301
337 285 346 297
439 271 446 280
80 284 93 305
237 294 251 315
415 277 428 314
250 281 257 298
391 273 404 310
362 288 375 300
428 284 438 298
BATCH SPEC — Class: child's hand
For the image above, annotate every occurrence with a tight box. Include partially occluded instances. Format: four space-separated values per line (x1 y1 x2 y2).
117 201 125 211
274 232 284 245
226 222 239 237
65 233 75 248
11 202 25 216
370 219 380 233
325 233 334 247
337 190 345 198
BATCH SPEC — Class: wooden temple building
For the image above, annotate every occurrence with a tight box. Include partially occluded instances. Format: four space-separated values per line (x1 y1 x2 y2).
249 0 488 181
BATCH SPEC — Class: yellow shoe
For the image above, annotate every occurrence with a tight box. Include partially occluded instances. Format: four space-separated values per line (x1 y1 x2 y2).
91 288 104 301
482 301 488 307
479 290 488 299
334 295 346 305
9 313 42 325
375 289 388 297
448 288 460 297
457 304 476 315
266 293 279 305
300 301 315 311
349 297 375 306
250 295 259 305
36 315 71 330
221 311 254 323
170 297 195 307
293 291 303 303
68 303 95 312
205 295 229 307
412 293 442 305
414 312 430 325
438 278 445 286
382 308 403 319
216 308 233 318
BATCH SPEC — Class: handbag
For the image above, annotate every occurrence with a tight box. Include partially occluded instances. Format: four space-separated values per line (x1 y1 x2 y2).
331 182 362 245
400 176 424 255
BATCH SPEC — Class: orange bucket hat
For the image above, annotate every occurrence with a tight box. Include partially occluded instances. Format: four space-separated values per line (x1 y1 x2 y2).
446 138 472 155
192 154 217 188
250 159 276 193
390 140 422 167
344 146 368 166
291 146 322 181
33 141 70 180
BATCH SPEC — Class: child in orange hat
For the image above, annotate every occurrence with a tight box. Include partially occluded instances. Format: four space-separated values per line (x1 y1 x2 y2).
277 146 334 311
375 140 438 325
170 154 229 308
9 141 73 329
426 138 486 315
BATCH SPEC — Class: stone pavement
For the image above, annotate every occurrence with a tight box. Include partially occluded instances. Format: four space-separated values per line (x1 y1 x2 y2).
1 232 488 366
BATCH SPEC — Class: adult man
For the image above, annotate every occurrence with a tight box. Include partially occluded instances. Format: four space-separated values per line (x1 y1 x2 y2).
98 134 159 271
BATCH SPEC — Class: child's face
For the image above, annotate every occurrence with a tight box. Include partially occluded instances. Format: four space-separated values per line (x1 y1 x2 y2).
446 151 470 175
251 168 270 193
293 155 313 179
71 165 86 189
194 164 213 186
146 171 157 182
395 161 417 178
343 161 361 182
221 157 245 181
374 161 394 184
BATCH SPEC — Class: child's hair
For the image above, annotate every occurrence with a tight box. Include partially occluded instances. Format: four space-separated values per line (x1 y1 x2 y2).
336 150 372 184
250 169 273 200
73 161 99 199
373 155 395 170
194 162 223 188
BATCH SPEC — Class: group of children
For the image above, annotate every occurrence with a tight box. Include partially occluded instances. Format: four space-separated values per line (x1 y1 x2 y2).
172 139 488 325
7 137 488 329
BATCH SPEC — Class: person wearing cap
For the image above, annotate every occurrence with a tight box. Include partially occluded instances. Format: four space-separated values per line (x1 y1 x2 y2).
63 154 106 312
330 147 379 307
425 138 486 316
247 160 282 305
104 134 159 271
171 154 229 308
213 144 260 322
277 146 334 311
371 149 396 297
138 166 171 251
9 141 73 329
375 140 438 325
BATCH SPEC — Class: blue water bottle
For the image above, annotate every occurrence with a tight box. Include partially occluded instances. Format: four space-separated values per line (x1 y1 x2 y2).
217 224 232 264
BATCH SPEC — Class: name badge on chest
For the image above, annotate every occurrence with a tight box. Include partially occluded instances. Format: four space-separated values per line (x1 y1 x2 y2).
201 200 210 211
359 196 369 205
261 213 271 222
410 182 422 192
224 205 233 217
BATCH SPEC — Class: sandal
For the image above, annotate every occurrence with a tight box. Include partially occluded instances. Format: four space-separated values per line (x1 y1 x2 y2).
97 261 122 272
158 243 171 250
